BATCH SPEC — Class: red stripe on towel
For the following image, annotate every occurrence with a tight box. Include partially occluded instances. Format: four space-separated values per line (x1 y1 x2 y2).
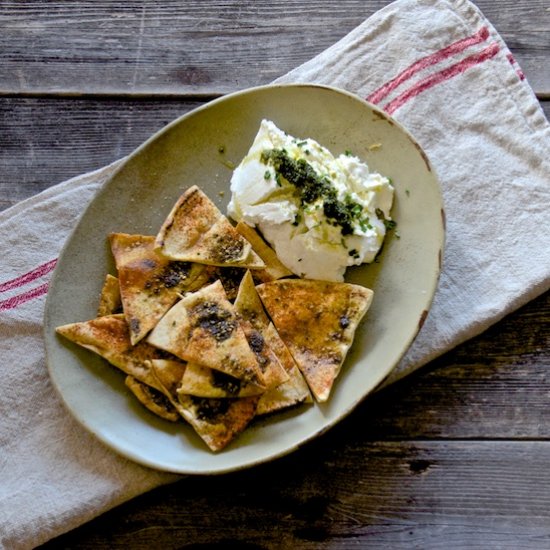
383 42 500 115
507 52 525 80
0 282 49 311
0 258 57 293
367 26 490 105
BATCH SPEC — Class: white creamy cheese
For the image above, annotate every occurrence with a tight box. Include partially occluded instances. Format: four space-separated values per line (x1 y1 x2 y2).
227 120 394 282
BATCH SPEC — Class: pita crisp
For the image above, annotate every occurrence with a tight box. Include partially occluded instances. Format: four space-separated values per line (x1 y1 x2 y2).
147 280 266 387
55 314 166 391
256 279 373 402
234 271 288 389
150 359 258 452
155 185 264 268
109 232 207 344
97 274 122 317
178 362 265 398
124 375 180 422
235 221 293 282
256 322 313 415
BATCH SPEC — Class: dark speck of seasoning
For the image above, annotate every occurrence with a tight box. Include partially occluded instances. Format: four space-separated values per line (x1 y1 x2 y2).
248 330 265 354
211 370 241 395
339 315 350 329
129 318 140 335
209 233 244 263
160 261 192 288
192 301 237 342
192 396 231 422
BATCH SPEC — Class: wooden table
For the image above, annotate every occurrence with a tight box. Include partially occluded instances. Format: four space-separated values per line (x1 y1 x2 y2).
2 1 548 547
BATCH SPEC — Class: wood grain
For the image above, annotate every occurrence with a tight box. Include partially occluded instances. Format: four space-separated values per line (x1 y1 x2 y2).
1 0 549 96
40 439 550 548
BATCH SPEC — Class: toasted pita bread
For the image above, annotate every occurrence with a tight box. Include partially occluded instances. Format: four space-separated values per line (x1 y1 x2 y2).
234 271 288 389
200 265 246 301
177 362 265 398
150 358 258 452
124 375 180 422
256 280 373 402
56 314 166 391
155 186 264 268
256 366 313 415
97 274 122 316
147 280 265 387
235 221 293 282
177 393 259 452
110 232 207 345
256 322 312 415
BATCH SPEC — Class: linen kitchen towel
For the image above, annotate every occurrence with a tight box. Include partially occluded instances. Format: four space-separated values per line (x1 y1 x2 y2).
1 0 548 548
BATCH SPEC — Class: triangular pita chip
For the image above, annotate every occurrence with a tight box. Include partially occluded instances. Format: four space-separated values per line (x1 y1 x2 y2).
200 265 247 301
150 359 258 452
256 366 313 416
234 271 288 389
56 314 166 391
97 274 122 316
154 186 264 268
178 362 264 398
110 232 207 344
256 322 313 415
256 280 373 402
235 221 293 282
124 375 180 422
177 393 259 452
147 280 265 387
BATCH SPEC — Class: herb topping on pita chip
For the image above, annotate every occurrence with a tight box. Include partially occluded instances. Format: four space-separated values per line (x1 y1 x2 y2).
256 279 373 402
124 375 180 422
150 358 258 452
110 233 207 344
178 362 265 399
234 271 288 389
155 185 264 268
147 280 266 387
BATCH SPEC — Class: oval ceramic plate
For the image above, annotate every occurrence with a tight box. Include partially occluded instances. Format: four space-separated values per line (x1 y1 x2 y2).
44 84 444 474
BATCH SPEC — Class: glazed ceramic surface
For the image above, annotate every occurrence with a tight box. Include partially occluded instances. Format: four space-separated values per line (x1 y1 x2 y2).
44 84 444 474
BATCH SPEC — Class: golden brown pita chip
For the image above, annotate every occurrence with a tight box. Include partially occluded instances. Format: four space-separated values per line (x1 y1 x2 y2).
154 186 264 268
97 274 122 317
110 232 207 345
256 280 373 402
200 265 246 301
256 365 313 416
235 221 293 282
178 393 259 452
124 375 180 422
56 314 166 391
149 358 187 402
178 362 264 398
234 271 288 389
150 358 258 452
256 322 313 415
147 280 265 387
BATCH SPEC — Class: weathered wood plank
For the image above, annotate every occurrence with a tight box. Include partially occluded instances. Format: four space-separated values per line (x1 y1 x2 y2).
362 290 550 439
1 0 549 96
1 97 549 212
39 439 550 548
0 98 202 211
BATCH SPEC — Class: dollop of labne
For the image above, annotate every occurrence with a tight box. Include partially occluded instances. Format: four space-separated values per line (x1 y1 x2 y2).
227 120 394 282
